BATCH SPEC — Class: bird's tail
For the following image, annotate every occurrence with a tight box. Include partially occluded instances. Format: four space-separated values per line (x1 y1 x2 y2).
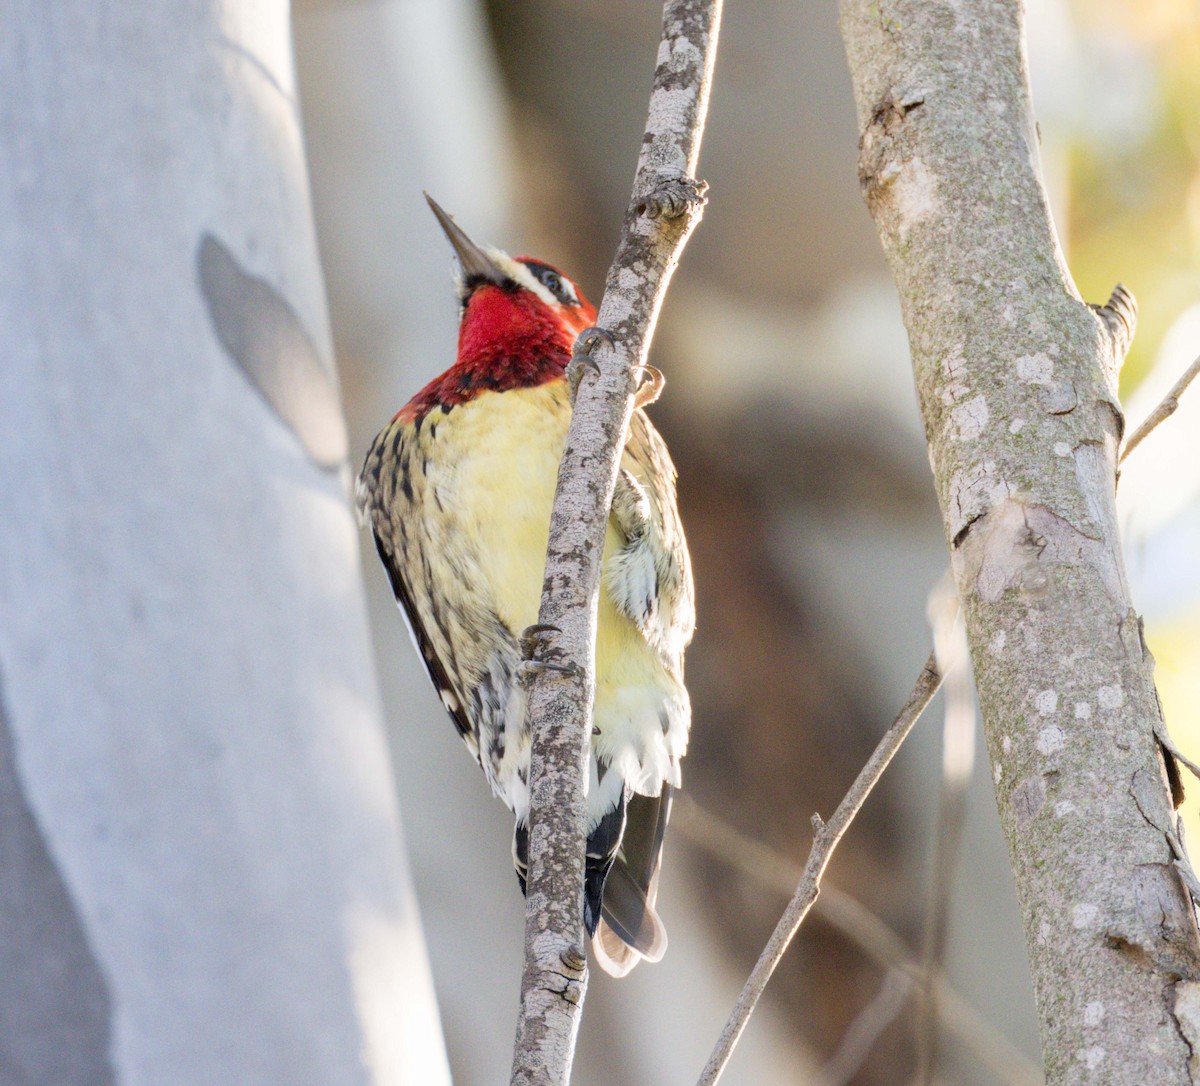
512 786 673 978
592 787 672 977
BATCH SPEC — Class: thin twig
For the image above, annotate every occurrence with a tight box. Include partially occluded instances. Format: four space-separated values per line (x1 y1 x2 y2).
915 583 975 1085
1120 353 1200 463
510 3 722 1084
696 652 943 1086
675 801 1043 1086
1155 719 1200 784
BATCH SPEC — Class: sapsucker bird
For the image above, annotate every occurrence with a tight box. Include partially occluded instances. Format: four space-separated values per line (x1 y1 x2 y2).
356 196 694 976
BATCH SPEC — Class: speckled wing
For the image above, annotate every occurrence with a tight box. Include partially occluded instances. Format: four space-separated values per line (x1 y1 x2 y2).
357 420 479 757
606 407 695 675
594 408 693 976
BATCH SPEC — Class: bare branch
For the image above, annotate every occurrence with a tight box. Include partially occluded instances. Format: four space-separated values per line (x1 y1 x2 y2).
1120 353 1200 463
675 797 1043 1086
510 3 722 1084
696 653 943 1086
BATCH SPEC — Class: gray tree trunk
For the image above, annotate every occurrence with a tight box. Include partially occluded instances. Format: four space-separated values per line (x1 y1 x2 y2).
839 1 1200 1082
0 4 449 1083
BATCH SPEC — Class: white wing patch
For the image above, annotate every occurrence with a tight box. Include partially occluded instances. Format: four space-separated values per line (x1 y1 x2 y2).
604 539 659 632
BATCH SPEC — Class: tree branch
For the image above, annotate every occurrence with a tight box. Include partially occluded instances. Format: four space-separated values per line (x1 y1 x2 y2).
839 0 1200 1080
697 652 943 1086
1120 353 1200 463
675 795 1043 1086
509 3 722 1084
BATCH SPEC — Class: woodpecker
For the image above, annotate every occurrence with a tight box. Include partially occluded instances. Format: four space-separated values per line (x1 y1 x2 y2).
356 196 694 976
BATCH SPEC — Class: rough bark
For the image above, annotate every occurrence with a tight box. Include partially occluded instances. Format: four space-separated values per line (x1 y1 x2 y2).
0 3 448 1082
510 2 721 1084
839 1 1200 1082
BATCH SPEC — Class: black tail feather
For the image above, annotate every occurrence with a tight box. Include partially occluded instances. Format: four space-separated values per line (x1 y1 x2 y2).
583 793 627 936
513 821 529 895
511 791 629 939
510 786 673 975
594 787 672 973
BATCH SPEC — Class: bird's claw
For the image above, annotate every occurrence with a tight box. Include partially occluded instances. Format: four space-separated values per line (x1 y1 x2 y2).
519 658 582 682
637 176 709 221
576 327 615 355
567 327 614 404
520 623 561 659
633 364 665 409
567 357 600 405
518 623 581 682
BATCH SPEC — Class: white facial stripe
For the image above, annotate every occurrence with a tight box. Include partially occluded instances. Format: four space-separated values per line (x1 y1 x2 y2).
549 272 579 306
485 249 560 308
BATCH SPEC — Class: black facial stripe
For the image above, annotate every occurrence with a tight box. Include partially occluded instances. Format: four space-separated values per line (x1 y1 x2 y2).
462 272 514 295
519 259 578 307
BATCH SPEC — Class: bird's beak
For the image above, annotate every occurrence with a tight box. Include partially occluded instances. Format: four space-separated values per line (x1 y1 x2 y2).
425 193 507 287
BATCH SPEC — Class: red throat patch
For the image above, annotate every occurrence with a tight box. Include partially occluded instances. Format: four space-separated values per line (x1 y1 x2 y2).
396 282 596 423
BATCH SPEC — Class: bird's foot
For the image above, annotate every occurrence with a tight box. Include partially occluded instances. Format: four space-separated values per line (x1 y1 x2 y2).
520 623 561 659
567 326 614 404
637 175 708 221
519 659 582 681
518 623 581 682
633 364 665 409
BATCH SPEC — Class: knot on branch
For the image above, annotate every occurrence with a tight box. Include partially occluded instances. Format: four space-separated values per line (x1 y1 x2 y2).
1092 283 1138 360
637 175 708 221
560 947 586 973
1101 860 1200 980
857 87 926 206
544 947 588 1008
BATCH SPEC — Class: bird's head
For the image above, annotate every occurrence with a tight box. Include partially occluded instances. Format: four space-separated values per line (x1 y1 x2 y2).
426 194 596 371
392 197 597 424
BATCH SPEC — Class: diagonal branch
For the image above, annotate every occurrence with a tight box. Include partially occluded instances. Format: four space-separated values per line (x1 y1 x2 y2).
1120 352 1200 463
675 797 1043 1086
696 652 943 1086
509 3 722 1085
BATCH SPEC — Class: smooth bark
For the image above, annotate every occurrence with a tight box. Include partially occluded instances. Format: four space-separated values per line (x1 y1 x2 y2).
0 4 448 1082
839 1 1200 1081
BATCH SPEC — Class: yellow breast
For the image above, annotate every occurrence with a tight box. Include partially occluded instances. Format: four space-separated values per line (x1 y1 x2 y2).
382 379 687 806
431 382 577 632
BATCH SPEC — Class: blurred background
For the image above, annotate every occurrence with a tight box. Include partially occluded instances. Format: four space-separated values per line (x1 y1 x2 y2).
290 0 1200 1083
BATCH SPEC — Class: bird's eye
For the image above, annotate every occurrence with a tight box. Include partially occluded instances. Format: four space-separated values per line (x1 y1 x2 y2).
526 262 578 307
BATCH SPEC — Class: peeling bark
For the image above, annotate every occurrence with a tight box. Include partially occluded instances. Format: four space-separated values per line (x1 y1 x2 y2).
839 1 1200 1081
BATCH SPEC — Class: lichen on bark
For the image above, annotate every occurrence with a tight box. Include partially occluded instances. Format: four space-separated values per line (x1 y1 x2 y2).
510 3 721 1084
840 0 1200 1081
